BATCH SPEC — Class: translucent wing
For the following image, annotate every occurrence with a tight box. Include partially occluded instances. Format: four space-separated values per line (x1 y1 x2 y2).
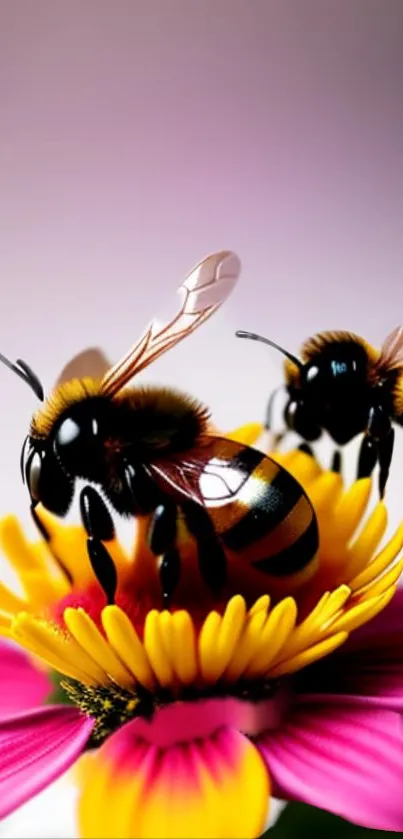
56 348 111 386
377 326 403 371
147 436 253 507
100 250 241 397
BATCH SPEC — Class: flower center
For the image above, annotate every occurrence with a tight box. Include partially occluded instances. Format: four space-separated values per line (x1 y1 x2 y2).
61 674 284 746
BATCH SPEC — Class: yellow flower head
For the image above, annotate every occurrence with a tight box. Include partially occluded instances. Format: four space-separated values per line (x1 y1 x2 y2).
0 424 402 838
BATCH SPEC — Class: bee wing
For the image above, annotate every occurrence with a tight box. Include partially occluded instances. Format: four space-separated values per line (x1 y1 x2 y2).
100 251 241 397
378 326 403 370
56 348 111 386
148 436 260 507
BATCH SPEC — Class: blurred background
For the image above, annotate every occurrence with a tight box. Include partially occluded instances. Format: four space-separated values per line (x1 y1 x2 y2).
0 1 402 836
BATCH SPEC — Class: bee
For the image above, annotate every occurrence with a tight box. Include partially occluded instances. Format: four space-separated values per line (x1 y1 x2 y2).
236 327 403 498
0 252 319 607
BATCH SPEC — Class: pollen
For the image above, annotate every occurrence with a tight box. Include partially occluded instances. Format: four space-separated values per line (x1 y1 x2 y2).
61 680 143 744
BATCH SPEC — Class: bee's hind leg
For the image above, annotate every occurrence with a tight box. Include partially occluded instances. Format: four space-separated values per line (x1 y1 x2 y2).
357 435 378 482
79 485 118 605
358 407 394 498
330 449 342 474
182 502 227 598
147 498 181 608
298 442 315 458
378 428 395 499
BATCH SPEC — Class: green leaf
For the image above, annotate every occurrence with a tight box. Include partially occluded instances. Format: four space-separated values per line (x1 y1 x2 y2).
263 802 398 838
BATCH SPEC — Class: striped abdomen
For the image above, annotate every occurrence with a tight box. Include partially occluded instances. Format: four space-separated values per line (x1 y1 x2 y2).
200 439 319 578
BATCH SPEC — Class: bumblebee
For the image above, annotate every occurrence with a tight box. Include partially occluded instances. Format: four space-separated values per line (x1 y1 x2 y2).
0 251 319 607
236 327 403 498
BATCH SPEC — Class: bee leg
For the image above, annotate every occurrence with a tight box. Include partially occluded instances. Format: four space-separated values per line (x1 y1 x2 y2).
378 428 395 499
298 442 315 457
123 463 162 514
362 406 394 497
264 386 281 431
79 486 117 605
182 502 227 597
147 499 180 607
331 449 342 474
357 435 378 481
265 387 287 449
158 549 182 609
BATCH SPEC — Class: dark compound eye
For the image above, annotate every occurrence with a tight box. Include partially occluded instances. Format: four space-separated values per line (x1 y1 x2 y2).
53 406 107 485
55 414 100 450
26 450 42 501
20 436 30 484
54 413 101 471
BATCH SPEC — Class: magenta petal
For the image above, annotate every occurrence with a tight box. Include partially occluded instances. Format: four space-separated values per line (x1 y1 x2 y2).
299 648 403 710
345 586 403 651
0 640 51 718
0 705 94 819
296 590 403 710
259 701 403 831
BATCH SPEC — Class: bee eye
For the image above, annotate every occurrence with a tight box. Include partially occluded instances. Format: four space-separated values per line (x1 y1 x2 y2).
20 436 30 484
26 451 42 501
55 415 100 451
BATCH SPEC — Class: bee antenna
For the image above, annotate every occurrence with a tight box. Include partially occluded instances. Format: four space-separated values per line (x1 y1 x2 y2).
0 353 44 401
235 330 303 370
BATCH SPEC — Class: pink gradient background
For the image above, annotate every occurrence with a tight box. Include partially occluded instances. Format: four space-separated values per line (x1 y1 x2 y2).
0 3 403 835
0 0 402 555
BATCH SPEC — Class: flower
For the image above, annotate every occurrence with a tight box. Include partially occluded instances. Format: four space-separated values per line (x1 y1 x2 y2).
0 638 61 835
0 637 52 719
0 429 402 837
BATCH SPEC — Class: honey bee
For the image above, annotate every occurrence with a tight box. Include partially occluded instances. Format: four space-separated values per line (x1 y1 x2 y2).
236 327 403 498
1 252 318 606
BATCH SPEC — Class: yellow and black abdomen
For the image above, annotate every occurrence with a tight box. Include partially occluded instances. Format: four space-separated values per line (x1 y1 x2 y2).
391 372 403 425
202 439 319 580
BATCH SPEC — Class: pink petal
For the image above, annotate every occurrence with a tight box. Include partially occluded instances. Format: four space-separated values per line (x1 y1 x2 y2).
345 586 403 651
259 701 403 831
114 695 283 749
298 648 403 710
0 640 51 718
0 705 94 820
295 587 403 710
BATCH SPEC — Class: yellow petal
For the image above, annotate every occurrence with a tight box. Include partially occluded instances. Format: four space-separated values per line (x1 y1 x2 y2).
101 606 155 691
244 598 297 677
349 524 403 591
269 631 348 677
225 423 263 446
78 725 270 839
64 607 133 687
348 502 388 578
333 478 372 542
11 612 98 684
143 610 175 687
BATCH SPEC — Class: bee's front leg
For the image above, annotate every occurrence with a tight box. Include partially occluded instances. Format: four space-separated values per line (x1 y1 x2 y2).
79 486 118 605
147 498 181 608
